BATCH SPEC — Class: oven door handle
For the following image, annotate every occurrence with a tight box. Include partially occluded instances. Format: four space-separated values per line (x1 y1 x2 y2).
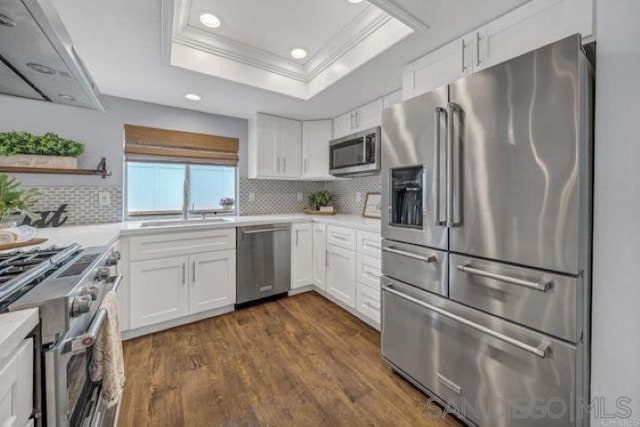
62 275 123 355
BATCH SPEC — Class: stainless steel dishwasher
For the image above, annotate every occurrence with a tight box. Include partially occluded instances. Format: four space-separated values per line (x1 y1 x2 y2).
236 224 291 304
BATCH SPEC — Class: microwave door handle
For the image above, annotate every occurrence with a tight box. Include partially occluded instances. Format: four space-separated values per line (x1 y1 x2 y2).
362 136 368 163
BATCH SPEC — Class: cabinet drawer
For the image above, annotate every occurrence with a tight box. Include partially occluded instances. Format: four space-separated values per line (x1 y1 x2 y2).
450 254 579 342
382 278 577 426
357 253 381 289
327 225 356 250
356 283 380 325
0 338 33 427
130 228 236 261
357 231 381 258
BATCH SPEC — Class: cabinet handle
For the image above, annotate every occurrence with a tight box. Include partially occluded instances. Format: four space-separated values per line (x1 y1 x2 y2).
350 112 355 129
476 32 482 67
192 261 196 284
356 111 361 129
182 262 186 285
296 229 299 246
283 158 287 173
460 39 467 73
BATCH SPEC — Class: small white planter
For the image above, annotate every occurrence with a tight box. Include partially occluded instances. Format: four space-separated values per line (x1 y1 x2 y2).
0 154 78 169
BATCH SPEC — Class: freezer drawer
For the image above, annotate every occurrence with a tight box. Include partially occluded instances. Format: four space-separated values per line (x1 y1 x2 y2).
381 240 447 296
450 254 580 342
381 278 579 427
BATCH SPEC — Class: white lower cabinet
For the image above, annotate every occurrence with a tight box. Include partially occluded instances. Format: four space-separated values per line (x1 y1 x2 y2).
326 244 356 308
130 256 190 328
0 339 33 427
189 250 236 313
130 251 236 329
291 223 313 289
312 223 327 290
356 283 381 325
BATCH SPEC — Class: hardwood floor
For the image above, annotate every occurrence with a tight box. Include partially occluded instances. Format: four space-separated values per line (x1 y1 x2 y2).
119 292 461 427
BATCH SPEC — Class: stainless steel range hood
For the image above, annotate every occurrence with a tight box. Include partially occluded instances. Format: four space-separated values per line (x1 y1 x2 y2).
0 0 103 110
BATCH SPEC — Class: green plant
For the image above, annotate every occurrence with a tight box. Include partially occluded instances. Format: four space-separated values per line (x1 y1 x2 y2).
0 131 85 157
308 190 332 210
0 174 40 223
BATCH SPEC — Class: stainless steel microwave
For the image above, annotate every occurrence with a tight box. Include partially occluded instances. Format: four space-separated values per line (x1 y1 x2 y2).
329 127 381 177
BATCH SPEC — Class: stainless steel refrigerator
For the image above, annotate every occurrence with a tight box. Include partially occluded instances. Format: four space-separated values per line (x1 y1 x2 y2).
380 34 593 426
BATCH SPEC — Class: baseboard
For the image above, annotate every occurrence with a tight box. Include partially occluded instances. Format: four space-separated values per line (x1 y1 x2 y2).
122 305 235 340
288 285 315 296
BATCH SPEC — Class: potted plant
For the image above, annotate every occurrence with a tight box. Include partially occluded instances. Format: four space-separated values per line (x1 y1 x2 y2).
0 174 40 227
307 191 335 214
0 131 85 168
219 197 235 211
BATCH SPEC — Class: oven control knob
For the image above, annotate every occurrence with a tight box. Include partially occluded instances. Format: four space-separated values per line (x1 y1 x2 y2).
106 251 121 266
94 267 111 281
80 286 99 301
71 295 92 317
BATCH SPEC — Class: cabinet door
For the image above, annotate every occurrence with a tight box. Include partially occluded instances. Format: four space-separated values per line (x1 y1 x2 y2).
0 339 32 427
291 223 313 289
189 250 236 313
130 256 189 328
326 245 356 308
479 0 594 70
302 120 332 179
278 117 302 177
254 114 280 177
333 112 353 139
354 98 383 131
402 34 472 100
312 223 327 290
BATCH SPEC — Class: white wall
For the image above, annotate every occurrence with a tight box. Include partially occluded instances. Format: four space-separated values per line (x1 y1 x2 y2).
0 94 249 187
591 0 640 425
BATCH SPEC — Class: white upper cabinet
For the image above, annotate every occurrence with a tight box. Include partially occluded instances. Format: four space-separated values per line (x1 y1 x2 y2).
333 112 353 140
355 98 383 132
403 33 473 100
302 120 333 179
279 118 302 177
333 97 385 139
478 0 594 71
249 113 302 179
403 0 595 100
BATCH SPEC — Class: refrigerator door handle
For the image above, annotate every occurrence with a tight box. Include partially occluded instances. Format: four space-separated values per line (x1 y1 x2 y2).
456 264 552 292
447 102 463 227
434 107 447 226
382 283 551 358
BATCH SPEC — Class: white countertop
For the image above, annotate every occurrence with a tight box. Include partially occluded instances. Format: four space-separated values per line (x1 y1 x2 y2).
26 214 381 249
0 308 38 362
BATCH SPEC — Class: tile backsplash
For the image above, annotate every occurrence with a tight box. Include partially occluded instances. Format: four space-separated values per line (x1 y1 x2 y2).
25 175 382 226
238 177 324 215
324 175 382 215
28 186 123 226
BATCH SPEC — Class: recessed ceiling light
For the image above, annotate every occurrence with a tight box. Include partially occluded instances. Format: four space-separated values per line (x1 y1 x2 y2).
290 48 308 59
347 0 364 3
185 93 201 101
26 63 56 75
199 13 222 28
58 94 76 101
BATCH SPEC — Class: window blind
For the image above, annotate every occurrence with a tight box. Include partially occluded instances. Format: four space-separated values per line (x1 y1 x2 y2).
124 124 239 166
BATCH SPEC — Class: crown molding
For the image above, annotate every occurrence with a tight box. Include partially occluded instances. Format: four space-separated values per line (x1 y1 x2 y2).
366 0 430 31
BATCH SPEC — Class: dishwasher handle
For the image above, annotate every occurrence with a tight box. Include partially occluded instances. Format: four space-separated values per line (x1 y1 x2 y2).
242 227 290 236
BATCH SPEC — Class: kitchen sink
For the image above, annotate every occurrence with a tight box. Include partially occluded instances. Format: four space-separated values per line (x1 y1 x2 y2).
140 218 231 228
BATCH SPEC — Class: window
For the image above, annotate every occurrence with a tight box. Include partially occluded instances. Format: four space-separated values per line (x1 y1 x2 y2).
126 162 236 216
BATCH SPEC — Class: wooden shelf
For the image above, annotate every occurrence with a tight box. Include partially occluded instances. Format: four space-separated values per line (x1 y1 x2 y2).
0 158 112 178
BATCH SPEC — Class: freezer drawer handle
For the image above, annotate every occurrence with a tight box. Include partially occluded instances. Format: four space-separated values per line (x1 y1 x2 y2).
456 264 551 292
243 227 290 235
382 247 437 264
382 284 551 358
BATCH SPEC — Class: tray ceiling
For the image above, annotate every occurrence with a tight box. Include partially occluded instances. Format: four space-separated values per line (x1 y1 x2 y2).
165 0 415 99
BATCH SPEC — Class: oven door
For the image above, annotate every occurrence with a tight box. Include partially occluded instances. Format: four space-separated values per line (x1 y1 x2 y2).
329 128 380 176
44 276 123 427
